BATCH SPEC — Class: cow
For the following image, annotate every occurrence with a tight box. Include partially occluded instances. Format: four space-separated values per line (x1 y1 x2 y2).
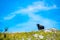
37 24 44 30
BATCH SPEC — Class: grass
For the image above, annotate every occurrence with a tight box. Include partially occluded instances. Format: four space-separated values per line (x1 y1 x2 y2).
0 29 60 40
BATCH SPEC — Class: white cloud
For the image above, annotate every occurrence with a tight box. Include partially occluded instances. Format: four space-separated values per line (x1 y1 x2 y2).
4 14 16 20
3 1 58 32
4 1 57 20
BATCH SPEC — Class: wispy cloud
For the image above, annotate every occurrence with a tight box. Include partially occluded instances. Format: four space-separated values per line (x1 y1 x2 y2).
3 1 58 32
4 1 57 20
4 14 16 20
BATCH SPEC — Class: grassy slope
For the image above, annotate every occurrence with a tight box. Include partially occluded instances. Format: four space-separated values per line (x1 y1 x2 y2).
0 29 60 40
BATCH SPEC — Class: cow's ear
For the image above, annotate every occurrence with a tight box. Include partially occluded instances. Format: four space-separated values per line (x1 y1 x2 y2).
37 24 40 26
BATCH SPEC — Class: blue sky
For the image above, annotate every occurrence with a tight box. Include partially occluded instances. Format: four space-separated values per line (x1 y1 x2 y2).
0 0 60 32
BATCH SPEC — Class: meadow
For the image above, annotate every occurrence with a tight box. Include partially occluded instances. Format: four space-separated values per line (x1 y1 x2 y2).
0 28 60 40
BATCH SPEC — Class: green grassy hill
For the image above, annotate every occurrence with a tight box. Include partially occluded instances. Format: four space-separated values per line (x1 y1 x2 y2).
0 29 60 40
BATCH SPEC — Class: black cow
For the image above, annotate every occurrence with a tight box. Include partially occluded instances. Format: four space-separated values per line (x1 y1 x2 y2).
37 24 44 30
